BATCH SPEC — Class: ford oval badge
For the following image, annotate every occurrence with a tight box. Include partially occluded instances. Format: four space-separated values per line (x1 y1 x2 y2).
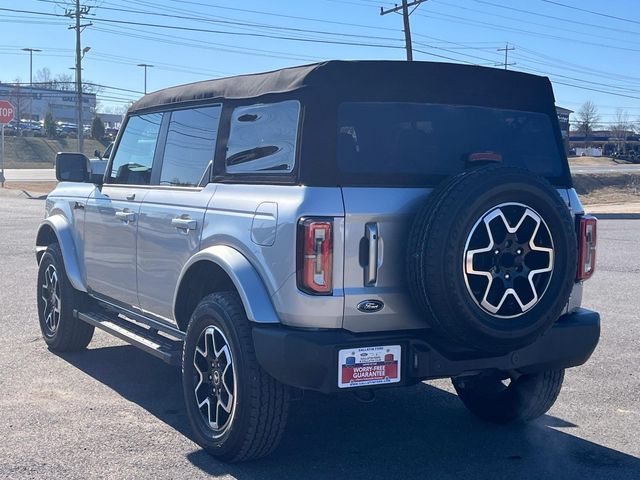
357 300 384 313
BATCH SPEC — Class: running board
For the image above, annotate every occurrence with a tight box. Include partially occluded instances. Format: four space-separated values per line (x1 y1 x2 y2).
75 309 183 365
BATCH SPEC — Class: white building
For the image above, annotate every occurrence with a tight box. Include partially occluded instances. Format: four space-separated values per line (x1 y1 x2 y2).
0 83 96 124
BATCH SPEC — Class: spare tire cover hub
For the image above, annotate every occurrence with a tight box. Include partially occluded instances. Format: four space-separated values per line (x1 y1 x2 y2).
463 202 554 319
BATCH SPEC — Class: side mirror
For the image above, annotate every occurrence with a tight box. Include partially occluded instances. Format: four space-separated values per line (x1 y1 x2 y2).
94 149 102 159
55 152 90 182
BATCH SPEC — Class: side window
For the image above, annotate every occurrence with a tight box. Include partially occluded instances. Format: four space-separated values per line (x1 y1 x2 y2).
109 113 163 185
225 100 300 174
160 105 222 187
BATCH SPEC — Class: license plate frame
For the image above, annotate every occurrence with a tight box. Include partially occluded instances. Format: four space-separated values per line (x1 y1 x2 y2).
338 345 401 389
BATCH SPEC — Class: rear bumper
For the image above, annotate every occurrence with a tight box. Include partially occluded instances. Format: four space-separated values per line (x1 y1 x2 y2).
252 308 600 394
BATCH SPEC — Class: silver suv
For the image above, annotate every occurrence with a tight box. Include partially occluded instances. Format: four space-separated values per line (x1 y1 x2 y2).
36 61 600 462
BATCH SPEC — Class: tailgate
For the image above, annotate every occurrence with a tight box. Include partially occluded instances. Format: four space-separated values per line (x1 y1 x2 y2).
341 187 432 332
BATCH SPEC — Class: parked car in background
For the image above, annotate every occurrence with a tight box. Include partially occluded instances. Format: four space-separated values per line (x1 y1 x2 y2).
105 127 119 141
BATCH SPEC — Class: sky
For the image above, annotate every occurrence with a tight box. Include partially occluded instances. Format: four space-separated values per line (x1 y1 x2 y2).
1 0 640 127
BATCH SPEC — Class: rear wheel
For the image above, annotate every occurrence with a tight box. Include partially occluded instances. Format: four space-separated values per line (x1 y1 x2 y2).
452 369 564 423
182 292 289 462
37 242 94 351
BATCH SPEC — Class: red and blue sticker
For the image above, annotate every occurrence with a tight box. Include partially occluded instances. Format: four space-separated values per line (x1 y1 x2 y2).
338 345 401 388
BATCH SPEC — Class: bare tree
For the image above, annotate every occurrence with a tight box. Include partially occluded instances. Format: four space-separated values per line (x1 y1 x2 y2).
610 108 632 154
82 81 103 95
33 67 54 88
54 73 74 91
8 78 28 125
576 101 601 147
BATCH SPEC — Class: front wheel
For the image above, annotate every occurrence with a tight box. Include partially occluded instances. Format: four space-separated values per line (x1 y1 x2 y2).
37 242 94 351
452 369 564 423
182 292 289 462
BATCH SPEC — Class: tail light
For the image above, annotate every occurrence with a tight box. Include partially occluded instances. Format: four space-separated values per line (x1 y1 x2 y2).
577 215 597 280
297 218 333 295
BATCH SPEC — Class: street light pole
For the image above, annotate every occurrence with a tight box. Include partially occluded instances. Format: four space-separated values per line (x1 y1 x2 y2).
22 48 41 126
137 64 154 95
66 0 92 153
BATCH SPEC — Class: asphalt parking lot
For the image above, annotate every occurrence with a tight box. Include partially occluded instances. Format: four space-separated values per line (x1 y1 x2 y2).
0 194 638 480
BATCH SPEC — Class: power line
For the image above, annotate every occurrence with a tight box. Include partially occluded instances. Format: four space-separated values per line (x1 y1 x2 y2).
412 8 640 54
538 0 640 26
469 0 640 37
88 16 406 50
42 0 406 43
90 24 324 63
160 0 404 33
0 6 403 51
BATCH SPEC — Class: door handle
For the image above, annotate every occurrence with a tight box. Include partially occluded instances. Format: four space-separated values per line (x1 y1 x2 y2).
364 222 379 286
73 201 85 210
172 217 198 232
115 210 136 224
126 193 136 201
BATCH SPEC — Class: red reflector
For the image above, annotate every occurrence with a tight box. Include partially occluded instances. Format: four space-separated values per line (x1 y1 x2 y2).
577 215 597 280
297 218 333 295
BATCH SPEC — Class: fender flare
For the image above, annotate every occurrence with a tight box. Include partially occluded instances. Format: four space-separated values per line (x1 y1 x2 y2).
174 245 280 324
35 217 87 292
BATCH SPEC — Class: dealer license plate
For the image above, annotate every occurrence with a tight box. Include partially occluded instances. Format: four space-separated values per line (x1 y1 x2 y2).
338 345 401 389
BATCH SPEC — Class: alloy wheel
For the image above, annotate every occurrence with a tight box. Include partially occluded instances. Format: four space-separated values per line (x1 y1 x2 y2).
463 202 554 318
193 325 237 438
41 264 61 336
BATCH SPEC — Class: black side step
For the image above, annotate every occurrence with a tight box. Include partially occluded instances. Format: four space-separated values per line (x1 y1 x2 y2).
75 310 183 366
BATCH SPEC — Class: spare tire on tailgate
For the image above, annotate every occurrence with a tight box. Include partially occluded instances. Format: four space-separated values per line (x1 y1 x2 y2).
407 166 577 354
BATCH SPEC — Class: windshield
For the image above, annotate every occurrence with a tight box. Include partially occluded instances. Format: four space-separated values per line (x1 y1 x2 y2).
337 102 566 186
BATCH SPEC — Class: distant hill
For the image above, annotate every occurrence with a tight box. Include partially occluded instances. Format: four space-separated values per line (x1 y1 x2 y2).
2 137 109 168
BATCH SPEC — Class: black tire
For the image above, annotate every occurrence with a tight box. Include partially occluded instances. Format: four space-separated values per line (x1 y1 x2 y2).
452 369 565 423
182 292 289 463
407 166 577 354
37 242 94 351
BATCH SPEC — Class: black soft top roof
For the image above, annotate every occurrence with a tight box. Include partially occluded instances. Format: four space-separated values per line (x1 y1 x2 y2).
129 60 556 114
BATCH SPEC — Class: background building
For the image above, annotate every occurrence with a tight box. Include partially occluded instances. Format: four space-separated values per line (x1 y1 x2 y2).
0 82 96 124
570 130 639 156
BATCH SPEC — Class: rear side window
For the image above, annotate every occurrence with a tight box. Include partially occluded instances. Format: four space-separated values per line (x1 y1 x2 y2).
225 100 300 174
109 113 163 185
160 105 222 187
337 102 564 185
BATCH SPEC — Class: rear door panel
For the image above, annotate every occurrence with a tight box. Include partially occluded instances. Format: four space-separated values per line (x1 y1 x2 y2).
341 187 432 332
136 186 217 322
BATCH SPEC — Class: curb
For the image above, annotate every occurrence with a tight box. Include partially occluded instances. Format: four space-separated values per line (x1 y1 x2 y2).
588 213 640 220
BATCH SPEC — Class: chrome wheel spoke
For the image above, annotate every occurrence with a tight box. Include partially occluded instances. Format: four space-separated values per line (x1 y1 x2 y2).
219 363 234 413
464 203 554 318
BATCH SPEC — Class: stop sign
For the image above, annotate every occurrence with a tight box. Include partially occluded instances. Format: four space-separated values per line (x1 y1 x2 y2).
0 100 15 124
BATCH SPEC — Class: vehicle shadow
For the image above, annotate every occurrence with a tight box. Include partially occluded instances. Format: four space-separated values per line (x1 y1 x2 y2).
60 344 639 480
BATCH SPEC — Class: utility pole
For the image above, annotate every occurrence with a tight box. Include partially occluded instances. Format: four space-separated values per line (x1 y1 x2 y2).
497 43 515 70
22 48 41 125
137 64 154 94
380 1 428 61
66 1 92 153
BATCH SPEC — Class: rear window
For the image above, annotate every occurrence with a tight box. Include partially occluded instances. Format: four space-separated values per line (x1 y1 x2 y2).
337 102 565 185
225 100 300 175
